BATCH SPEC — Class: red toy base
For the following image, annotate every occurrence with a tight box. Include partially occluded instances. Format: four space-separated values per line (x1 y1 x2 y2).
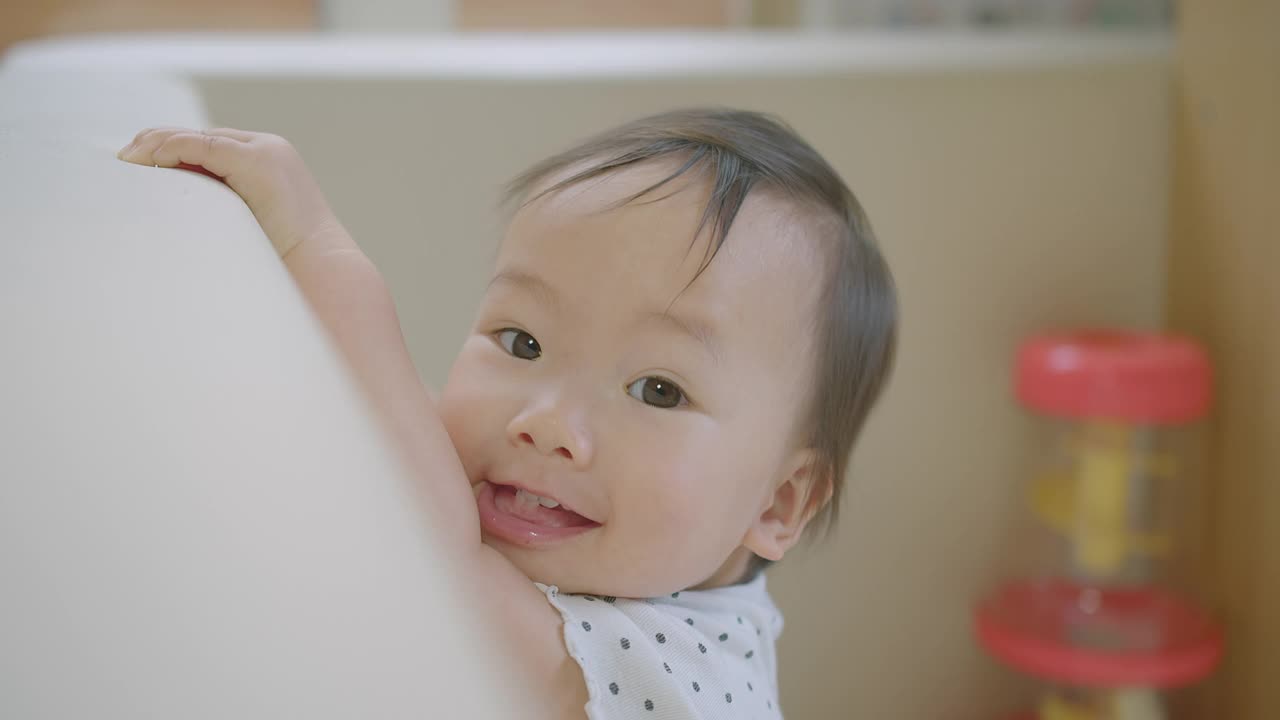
975 579 1222 688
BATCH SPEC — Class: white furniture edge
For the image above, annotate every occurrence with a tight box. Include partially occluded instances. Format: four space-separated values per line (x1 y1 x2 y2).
2 30 1172 79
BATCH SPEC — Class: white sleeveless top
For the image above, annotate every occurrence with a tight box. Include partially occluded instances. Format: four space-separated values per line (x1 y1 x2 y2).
539 574 785 719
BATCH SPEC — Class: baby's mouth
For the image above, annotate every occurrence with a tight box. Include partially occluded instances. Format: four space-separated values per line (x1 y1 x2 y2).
476 481 600 547
491 484 596 529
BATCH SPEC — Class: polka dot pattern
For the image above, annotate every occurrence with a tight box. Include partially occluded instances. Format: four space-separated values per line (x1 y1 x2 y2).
537 575 783 719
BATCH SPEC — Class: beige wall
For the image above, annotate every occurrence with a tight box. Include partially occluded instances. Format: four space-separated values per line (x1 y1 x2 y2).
1170 1 1280 717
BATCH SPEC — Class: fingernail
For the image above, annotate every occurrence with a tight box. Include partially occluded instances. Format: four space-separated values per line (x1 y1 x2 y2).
116 142 135 159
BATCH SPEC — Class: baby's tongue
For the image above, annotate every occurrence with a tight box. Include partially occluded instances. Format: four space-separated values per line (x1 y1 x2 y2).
494 485 594 528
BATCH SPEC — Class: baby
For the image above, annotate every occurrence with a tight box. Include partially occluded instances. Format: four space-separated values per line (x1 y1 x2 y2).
118 109 897 719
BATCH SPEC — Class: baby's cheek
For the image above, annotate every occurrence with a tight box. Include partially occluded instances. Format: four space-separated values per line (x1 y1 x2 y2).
631 503 727 583
645 473 733 544
436 393 472 454
622 466 689 523
438 372 498 479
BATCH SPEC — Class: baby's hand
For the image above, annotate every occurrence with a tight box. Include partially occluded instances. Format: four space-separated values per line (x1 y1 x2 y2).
118 128 341 257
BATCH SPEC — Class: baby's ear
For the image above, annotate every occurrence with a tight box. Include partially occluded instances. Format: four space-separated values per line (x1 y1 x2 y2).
742 450 834 562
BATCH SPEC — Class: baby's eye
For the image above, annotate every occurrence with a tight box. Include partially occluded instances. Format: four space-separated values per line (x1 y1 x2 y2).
496 329 541 360
626 377 687 409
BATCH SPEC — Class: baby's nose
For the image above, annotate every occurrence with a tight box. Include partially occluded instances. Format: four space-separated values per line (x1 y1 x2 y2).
508 406 593 468
514 431 575 461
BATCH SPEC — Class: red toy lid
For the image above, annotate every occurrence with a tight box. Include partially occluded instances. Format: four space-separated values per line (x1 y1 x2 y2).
974 580 1223 688
1016 331 1212 424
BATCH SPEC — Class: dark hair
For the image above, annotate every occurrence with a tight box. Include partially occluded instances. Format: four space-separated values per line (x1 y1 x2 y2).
506 108 897 568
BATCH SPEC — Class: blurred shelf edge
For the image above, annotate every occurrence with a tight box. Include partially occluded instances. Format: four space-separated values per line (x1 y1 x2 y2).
0 0 318 55
1 29 1173 79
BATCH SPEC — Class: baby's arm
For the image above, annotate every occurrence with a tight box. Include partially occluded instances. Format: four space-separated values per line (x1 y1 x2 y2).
118 129 587 718
117 128 476 542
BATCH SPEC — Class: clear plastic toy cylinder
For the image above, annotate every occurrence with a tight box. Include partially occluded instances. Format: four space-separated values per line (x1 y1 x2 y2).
977 330 1222 718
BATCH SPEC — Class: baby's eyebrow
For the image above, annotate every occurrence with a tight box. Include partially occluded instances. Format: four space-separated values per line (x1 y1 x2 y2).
488 269 561 310
643 310 723 367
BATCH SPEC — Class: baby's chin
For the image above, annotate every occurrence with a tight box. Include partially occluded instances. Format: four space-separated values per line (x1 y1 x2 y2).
484 536 739 599
483 538 626 596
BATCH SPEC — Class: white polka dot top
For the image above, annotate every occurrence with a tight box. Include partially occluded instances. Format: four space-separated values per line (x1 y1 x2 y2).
539 573 785 719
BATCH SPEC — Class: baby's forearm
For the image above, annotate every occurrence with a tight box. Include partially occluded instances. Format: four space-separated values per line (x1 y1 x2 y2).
279 230 480 542
279 226 428 440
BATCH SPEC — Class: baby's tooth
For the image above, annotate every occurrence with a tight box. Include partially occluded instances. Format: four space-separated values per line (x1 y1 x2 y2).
513 488 561 509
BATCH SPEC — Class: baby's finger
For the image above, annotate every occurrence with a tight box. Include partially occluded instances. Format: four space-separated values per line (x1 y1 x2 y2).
148 131 253 180
175 163 229 183
203 127 259 143
117 127 195 163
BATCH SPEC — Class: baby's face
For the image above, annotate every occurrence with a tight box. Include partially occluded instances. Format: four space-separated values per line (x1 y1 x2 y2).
439 161 822 597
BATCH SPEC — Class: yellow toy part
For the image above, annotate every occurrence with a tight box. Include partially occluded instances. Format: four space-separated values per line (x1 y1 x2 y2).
1038 688 1165 720
1032 423 1175 576
1031 473 1171 567
1040 693 1101 720
1076 442 1139 575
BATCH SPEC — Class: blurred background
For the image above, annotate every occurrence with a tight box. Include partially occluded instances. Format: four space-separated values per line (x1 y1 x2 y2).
2 1 1274 719
3 0 1175 44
